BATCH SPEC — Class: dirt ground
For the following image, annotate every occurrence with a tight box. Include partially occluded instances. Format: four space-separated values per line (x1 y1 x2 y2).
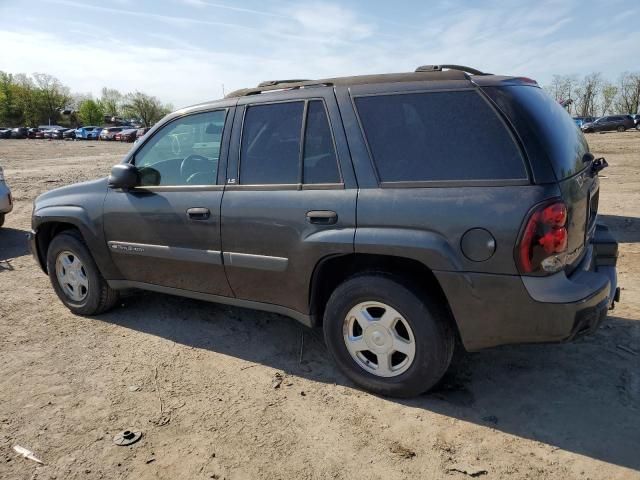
0 135 638 480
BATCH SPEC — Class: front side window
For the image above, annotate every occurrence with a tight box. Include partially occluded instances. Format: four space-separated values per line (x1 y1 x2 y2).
134 110 226 186
355 91 526 183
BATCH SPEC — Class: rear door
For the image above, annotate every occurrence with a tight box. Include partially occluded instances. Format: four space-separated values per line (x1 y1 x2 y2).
220 89 357 314
103 107 234 296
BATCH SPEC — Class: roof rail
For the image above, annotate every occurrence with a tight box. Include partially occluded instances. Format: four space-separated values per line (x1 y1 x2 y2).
415 64 488 76
225 80 333 98
257 79 312 87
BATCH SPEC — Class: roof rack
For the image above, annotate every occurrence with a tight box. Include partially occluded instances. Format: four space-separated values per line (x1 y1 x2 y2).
257 79 312 87
225 80 332 98
415 64 488 76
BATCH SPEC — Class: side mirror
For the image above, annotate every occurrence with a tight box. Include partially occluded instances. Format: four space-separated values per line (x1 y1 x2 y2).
108 163 139 190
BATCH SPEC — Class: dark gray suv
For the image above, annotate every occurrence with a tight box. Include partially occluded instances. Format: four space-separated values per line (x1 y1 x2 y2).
30 65 620 397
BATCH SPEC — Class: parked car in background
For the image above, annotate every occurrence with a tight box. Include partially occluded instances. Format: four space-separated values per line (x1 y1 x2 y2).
0 128 12 139
0 166 12 227
49 128 70 140
27 128 41 138
632 114 640 129
117 128 138 142
63 129 76 140
42 126 65 139
100 127 123 141
573 116 596 128
30 65 620 397
11 127 29 139
133 127 151 145
581 115 635 133
34 129 46 139
76 126 102 140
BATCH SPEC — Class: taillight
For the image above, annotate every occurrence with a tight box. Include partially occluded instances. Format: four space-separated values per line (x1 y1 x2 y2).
516 200 568 274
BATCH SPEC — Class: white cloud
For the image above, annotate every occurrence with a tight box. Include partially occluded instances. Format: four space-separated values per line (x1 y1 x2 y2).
1 1 638 108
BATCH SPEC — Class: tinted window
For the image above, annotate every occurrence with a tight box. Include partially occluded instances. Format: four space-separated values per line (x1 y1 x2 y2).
355 91 525 182
303 101 340 184
134 110 225 186
484 86 589 179
240 102 304 185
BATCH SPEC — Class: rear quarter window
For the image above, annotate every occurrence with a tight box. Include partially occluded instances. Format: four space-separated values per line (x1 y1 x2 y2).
354 90 526 183
482 86 589 180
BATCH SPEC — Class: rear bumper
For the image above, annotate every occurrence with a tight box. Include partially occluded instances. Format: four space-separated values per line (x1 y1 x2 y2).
436 223 619 351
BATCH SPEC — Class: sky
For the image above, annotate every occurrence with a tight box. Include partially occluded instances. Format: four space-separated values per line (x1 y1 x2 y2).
0 0 639 108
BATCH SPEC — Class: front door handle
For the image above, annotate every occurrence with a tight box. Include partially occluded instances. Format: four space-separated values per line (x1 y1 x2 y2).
306 210 338 225
187 207 210 220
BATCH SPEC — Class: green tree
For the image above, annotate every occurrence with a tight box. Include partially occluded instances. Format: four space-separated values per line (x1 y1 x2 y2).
0 71 23 125
123 91 171 127
13 74 40 126
32 73 71 125
78 99 105 126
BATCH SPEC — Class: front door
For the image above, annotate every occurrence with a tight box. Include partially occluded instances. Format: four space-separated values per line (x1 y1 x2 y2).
220 90 358 315
103 107 234 297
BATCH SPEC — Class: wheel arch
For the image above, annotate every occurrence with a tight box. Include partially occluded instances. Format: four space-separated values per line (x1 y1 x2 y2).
32 207 116 278
309 253 461 343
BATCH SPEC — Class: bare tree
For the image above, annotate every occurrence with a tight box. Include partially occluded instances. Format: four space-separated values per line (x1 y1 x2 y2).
545 74 578 113
614 72 640 114
574 73 602 117
99 87 123 118
600 82 618 116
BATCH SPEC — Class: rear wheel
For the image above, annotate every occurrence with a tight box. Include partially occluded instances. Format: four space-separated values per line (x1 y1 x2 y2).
617 125 626 132
46 230 119 315
323 274 454 397
0 213 4 228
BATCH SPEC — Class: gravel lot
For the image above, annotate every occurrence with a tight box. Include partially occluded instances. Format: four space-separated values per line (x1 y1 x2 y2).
0 135 638 480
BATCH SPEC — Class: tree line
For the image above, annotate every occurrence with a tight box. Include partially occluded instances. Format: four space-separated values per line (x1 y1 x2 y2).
2 70 639 128
544 71 640 117
0 71 173 128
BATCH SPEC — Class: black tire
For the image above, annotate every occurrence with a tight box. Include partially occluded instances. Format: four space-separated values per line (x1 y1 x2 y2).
617 125 625 132
0 213 4 228
323 274 455 398
46 230 119 315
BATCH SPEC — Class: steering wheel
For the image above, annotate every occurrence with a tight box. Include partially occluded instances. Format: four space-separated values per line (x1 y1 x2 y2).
180 154 210 183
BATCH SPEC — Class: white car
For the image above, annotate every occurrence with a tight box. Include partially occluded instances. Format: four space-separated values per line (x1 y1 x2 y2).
0 166 13 227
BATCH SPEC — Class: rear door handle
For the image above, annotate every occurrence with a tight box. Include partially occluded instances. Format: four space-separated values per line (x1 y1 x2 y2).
187 207 210 220
306 210 338 225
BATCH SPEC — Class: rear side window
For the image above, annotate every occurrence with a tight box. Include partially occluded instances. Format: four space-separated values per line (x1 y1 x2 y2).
240 100 341 185
355 91 526 183
303 101 340 184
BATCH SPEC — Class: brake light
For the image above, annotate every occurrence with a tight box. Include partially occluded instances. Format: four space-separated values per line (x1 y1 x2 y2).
517 200 568 274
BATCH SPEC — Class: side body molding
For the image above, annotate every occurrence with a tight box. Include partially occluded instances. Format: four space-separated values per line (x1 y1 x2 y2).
108 241 223 265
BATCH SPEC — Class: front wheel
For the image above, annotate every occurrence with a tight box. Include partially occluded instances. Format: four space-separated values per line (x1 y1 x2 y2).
617 125 626 132
323 274 454 397
46 230 119 315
